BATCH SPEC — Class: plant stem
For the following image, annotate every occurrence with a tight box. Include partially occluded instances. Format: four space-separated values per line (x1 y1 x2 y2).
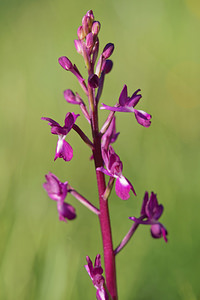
89 84 118 299
93 135 118 300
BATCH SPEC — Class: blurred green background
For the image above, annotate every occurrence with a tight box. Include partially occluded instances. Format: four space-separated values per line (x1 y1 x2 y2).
1 0 200 299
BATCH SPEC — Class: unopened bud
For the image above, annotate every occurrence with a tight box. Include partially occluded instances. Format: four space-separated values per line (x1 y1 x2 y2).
86 32 94 49
88 74 99 88
82 15 90 35
92 21 101 36
58 56 73 70
74 39 83 54
102 43 114 59
102 60 113 74
86 10 94 22
77 26 85 40
64 89 81 104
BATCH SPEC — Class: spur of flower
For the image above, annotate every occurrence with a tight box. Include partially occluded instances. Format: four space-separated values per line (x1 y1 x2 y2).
97 146 136 200
43 172 76 222
41 112 79 162
85 254 109 300
129 192 168 242
101 84 152 127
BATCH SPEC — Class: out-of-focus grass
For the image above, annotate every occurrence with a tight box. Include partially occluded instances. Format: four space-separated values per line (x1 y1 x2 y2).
0 0 200 299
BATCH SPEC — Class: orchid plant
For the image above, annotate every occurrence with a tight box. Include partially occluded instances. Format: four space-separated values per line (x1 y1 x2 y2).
42 10 168 300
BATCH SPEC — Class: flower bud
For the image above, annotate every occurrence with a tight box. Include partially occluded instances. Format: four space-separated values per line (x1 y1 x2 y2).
58 56 73 70
77 26 85 40
86 32 94 49
82 15 90 35
74 39 83 54
86 10 94 22
64 89 81 104
102 59 113 74
88 74 99 88
102 43 114 59
92 21 101 36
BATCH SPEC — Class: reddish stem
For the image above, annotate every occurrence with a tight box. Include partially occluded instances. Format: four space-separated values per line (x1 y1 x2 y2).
86 52 118 298
91 107 118 300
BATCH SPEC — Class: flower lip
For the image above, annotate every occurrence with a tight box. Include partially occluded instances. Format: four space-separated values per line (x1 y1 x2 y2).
57 201 76 221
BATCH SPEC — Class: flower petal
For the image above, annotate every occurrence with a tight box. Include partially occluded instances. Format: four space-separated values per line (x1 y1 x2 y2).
119 84 128 106
100 103 134 112
140 191 149 216
96 288 109 300
128 91 142 107
134 109 152 127
115 176 134 200
54 138 73 162
151 223 168 242
43 173 68 201
64 112 80 131
57 201 76 221
41 117 60 127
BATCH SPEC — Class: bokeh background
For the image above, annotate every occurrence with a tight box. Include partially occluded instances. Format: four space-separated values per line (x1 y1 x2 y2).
1 0 200 299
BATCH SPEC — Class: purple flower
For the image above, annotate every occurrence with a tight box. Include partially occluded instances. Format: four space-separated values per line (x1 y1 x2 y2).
97 146 136 200
100 84 152 127
43 172 76 222
129 192 168 242
85 255 109 300
41 112 79 162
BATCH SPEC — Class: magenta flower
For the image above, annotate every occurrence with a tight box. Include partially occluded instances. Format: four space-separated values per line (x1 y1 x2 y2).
129 192 168 242
85 255 109 300
100 84 152 127
43 172 76 222
41 112 79 162
97 146 136 200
